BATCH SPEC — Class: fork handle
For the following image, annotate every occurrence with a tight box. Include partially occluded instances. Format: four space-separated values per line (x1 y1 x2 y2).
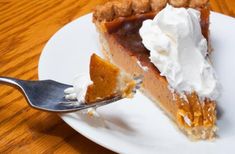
0 76 22 87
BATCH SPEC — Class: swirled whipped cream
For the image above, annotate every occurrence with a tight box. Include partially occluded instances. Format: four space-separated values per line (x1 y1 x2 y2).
139 5 219 100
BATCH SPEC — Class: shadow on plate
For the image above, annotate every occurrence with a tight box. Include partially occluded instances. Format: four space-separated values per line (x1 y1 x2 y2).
216 103 233 138
66 111 137 135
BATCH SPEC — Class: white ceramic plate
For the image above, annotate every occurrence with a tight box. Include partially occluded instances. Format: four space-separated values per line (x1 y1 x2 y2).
38 12 235 154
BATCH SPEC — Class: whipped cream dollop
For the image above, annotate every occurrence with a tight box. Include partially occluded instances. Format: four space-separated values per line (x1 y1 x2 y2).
139 5 219 100
64 74 93 103
64 74 100 117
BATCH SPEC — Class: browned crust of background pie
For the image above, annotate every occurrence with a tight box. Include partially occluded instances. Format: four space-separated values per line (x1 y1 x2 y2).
93 0 209 22
92 0 216 140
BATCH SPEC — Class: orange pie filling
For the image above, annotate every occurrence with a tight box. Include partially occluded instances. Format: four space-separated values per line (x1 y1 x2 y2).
85 54 136 104
64 54 136 105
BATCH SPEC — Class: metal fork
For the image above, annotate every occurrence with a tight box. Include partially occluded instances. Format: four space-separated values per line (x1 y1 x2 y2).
0 77 140 113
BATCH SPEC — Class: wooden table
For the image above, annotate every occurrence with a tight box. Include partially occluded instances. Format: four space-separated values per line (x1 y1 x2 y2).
0 0 234 153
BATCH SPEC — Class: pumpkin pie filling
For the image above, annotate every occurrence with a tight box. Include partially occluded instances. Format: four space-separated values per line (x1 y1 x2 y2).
64 53 137 108
93 0 217 140
85 54 136 104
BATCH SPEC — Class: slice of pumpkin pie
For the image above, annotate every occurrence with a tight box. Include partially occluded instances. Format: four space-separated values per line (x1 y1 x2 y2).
93 0 219 140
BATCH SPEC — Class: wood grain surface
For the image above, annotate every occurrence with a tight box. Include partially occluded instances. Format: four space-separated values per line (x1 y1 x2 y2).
0 0 234 153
